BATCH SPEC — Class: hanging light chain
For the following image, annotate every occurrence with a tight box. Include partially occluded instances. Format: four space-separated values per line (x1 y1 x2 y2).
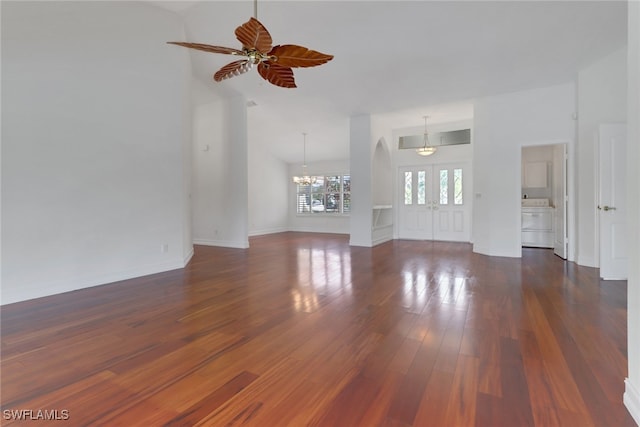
423 115 429 148
303 132 307 167
416 115 437 156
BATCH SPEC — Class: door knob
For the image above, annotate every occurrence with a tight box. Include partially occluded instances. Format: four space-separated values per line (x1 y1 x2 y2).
598 205 616 211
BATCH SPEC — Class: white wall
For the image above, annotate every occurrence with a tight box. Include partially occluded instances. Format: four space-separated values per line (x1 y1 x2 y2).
248 137 289 237
370 116 395 245
349 115 374 246
472 83 575 258
372 138 393 207
192 97 249 248
1 2 192 305
288 159 350 234
347 114 396 247
577 47 628 267
624 1 640 423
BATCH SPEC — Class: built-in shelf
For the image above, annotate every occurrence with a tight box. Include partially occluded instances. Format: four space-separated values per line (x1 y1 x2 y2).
372 205 393 230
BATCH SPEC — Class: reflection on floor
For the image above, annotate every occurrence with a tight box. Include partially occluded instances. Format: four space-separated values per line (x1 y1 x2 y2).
1 232 635 426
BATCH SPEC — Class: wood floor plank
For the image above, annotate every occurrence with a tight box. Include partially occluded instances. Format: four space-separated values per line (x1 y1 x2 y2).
0 235 634 426
443 354 480 426
499 336 536 427
9 371 144 426
161 371 259 426
475 392 510 427
388 337 421 374
312 373 382 427
357 370 404 426
433 308 468 374
194 357 303 426
413 368 455 427
520 330 565 426
521 287 591 416
386 304 453 424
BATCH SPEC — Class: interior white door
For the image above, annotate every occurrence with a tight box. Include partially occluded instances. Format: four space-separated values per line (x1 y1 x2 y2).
398 164 470 242
598 123 627 280
553 144 568 259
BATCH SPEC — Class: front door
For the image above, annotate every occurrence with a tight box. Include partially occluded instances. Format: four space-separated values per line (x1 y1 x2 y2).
398 163 470 242
598 123 627 280
398 167 433 239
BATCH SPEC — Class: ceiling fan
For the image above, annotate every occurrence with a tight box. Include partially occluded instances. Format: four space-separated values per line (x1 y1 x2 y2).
167 13 333 89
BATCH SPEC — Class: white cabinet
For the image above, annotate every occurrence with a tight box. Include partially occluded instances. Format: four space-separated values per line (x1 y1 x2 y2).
522 207 554 248
523 161 548 188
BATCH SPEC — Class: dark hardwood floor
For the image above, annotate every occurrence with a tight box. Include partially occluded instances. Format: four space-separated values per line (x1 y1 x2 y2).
1 233 636 426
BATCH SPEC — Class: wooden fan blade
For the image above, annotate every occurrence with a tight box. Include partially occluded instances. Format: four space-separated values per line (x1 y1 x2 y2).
235 17 273 53
167 42 244 56
214 60 253 82
269 44 333 68
257 62 296 88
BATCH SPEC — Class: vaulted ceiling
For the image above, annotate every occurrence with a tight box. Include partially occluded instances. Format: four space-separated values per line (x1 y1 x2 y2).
151 1 627 163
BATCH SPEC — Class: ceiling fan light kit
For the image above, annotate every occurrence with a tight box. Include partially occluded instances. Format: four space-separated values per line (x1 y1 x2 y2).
168 17 333 88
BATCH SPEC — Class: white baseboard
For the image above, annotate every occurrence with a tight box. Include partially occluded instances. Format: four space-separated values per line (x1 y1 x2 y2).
577 254 597 268
193 238 249 249
249 227 288 237
472 244 490 256
372 235 393 246
183 247 194 266
625 378 640 426
349 237 373 247
288 226 350 234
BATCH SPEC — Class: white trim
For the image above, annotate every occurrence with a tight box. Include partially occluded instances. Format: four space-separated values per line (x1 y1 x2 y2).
1 258 185 306
183 247 194 266
473 243 490 255
372 235 393 246
624 378 640 426
249 226 288 237
288 227 349 235
295 214 350 218
577 254 597 268
193 238 249 249
349 238 373 247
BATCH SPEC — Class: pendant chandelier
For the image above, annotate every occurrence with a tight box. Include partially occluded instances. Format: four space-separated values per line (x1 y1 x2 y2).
292 133 313 185
416 115 437 156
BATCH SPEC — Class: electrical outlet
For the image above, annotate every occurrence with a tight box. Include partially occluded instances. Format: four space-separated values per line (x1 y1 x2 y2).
161 243 169 253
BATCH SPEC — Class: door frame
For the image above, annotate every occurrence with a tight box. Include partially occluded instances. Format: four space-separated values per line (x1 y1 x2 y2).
519 141 575 262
